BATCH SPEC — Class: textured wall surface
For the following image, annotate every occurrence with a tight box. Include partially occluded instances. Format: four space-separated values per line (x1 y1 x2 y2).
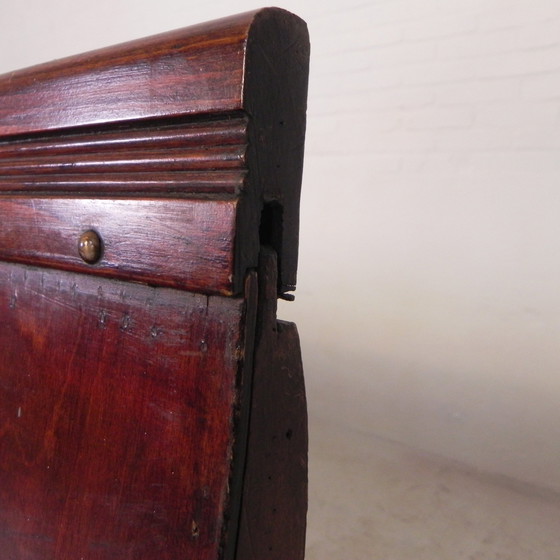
1 0 560 504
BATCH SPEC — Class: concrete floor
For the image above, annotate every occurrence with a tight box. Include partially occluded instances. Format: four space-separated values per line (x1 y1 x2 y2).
306 418 560 559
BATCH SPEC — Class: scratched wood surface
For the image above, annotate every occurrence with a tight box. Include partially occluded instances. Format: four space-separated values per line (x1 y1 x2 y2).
0 261 255 560
0 7 309 560
0 16 249 135
0 8 310 297
0 197 237 295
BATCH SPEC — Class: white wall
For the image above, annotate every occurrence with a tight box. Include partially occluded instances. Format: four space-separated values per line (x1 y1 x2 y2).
2 0 560 492
292 0 560 493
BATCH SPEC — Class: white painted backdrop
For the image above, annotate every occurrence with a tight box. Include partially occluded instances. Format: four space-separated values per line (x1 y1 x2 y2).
2 0 560 551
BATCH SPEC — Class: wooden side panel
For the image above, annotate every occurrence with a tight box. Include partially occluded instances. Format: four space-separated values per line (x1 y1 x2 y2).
0 9 310 559
0 197 237 295
0 262 253 559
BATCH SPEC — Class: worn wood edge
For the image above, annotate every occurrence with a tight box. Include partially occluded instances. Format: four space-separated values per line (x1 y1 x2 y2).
237 9 310 297
220 270 258 560
0 196 238 296
0 113 249 152
0 172 246 196
0 114 249 196
233 248 308 560
235 320 307 559
0 14 250 134
0 260 251 558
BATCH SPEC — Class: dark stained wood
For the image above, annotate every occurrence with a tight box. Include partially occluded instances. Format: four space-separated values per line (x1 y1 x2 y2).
0 261 257 560
235 249 307 560
0 116 248 156
0 8 309 297
0 16 250 135
0 115 248 195
0 197 237 295
241 10 310 295
0 145 245 174
0 8 309 560
0 171 246 195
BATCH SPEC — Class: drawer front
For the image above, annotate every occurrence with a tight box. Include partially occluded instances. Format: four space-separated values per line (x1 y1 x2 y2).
0 196 237 295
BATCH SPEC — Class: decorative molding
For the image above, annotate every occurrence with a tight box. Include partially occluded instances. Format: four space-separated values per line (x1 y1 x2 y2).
0 115 248 195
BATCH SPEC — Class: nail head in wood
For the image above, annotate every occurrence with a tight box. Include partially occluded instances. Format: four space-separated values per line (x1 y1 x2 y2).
78 230 102 264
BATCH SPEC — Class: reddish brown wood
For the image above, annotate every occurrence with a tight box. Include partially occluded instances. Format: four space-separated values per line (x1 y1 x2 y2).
0 117 248 195
0 8 309 560
0 171 246 195
0 197 237 295
0 145 245 175
0 261 257 560
0 16 250 135
0 116 248 156
0 8 309 296
0 116 248 194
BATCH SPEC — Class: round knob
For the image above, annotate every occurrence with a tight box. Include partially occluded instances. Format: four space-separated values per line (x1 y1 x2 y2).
78 230 102 264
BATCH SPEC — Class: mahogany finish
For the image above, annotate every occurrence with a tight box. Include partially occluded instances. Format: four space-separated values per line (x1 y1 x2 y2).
0 262 254 560
0 8 309 560
0 116 249 195
0 197 237 294
0 16 251 134
0 8 310 295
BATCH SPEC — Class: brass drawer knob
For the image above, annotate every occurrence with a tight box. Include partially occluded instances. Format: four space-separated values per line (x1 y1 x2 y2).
78 230 102 264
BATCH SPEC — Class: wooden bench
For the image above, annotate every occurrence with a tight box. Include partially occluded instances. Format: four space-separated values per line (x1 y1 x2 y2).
0 8 309 559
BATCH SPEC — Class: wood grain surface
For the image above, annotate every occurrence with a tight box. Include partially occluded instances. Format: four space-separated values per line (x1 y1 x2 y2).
0 14 249 135
0 116 248 195
0 261 256 560
0 8 309 297
235 249 308 560
0 7 309 559
0 196 237 294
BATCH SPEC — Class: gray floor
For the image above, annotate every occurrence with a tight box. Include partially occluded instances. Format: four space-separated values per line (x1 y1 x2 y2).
306 418 560 559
